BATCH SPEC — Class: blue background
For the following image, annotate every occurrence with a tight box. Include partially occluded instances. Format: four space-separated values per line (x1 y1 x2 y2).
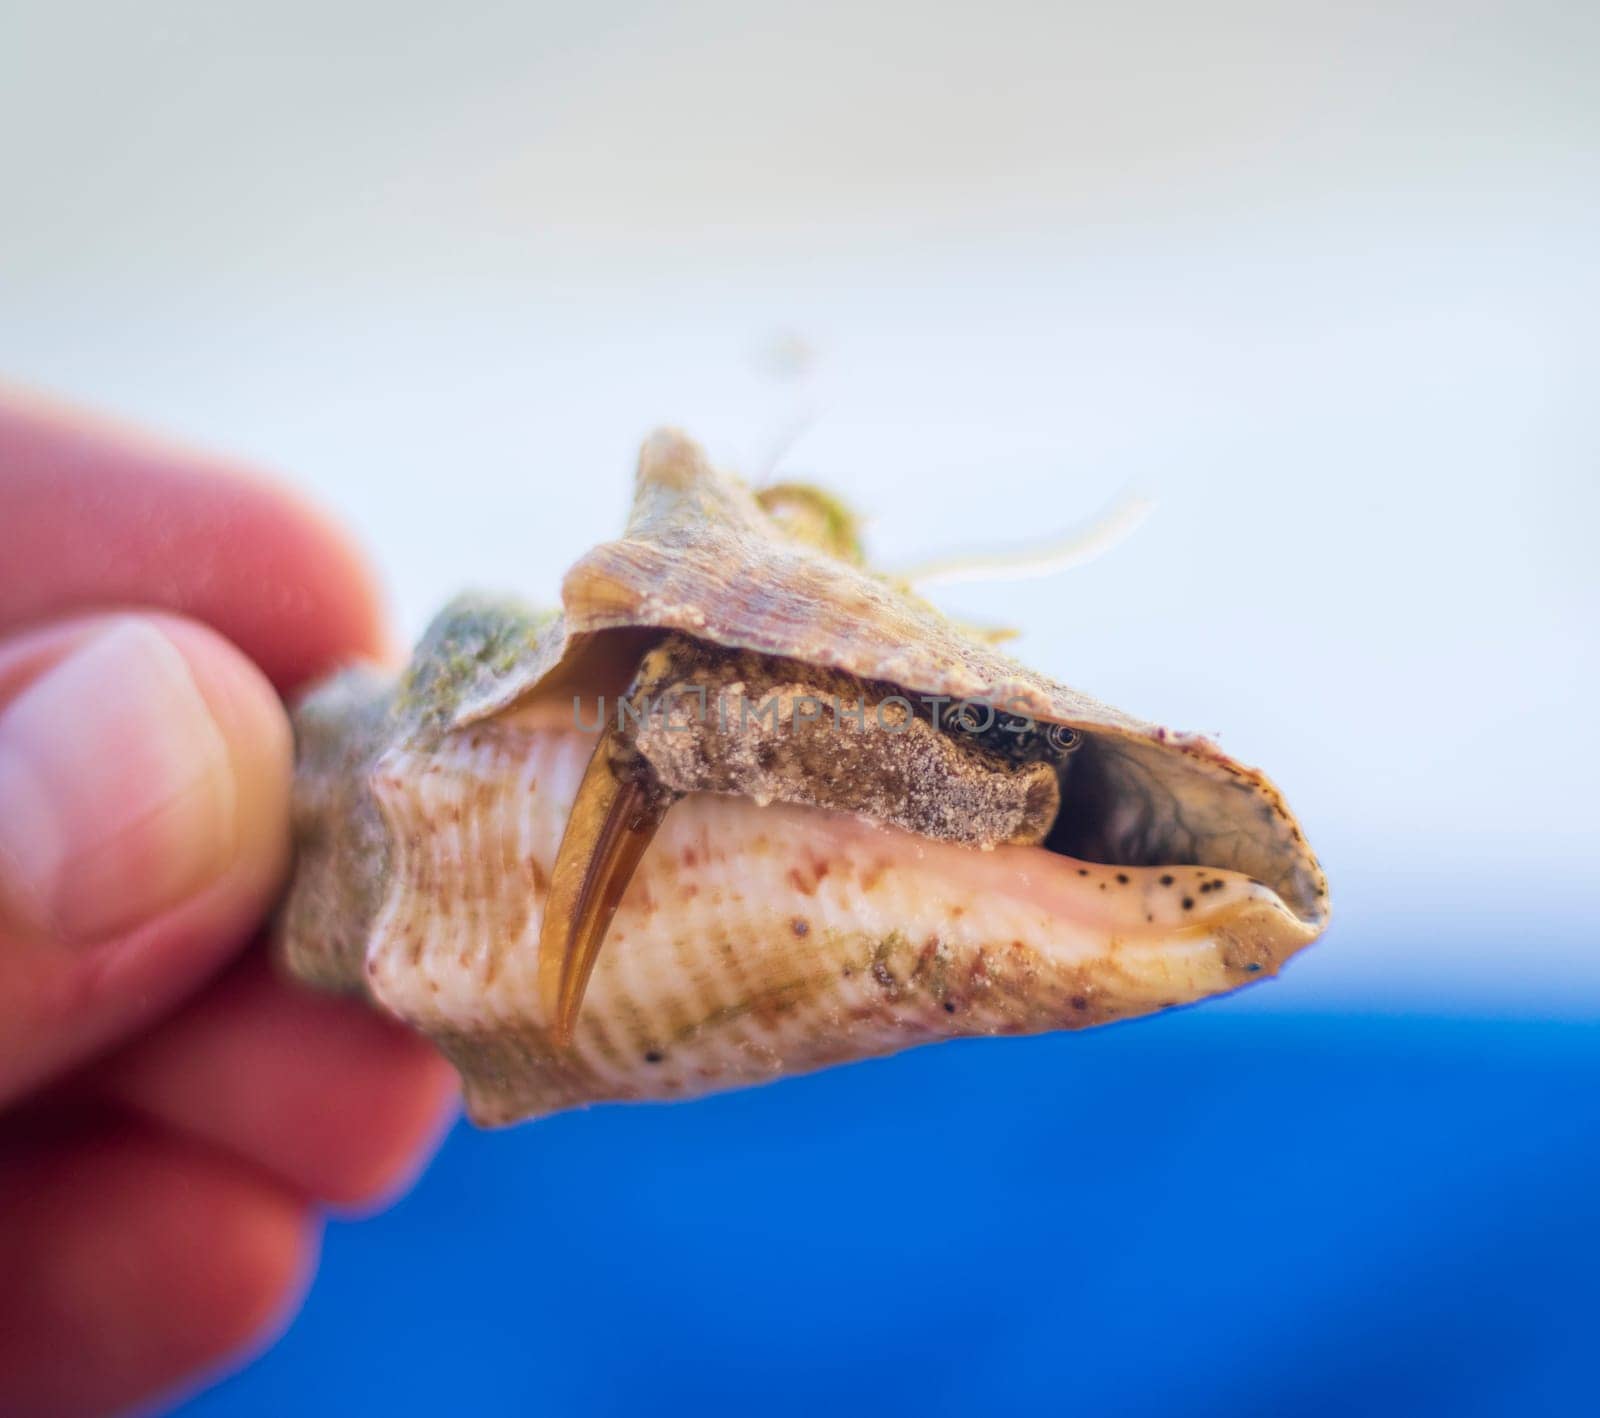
185 1006 1600 1416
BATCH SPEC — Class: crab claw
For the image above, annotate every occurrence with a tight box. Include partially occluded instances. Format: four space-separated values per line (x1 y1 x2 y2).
536 724 675 1046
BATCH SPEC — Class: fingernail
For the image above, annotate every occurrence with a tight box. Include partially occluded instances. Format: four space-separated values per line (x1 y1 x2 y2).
0 619 238 944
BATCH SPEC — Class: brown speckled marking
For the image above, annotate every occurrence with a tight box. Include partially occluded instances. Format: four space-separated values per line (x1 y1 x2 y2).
787 863 821 895
860 859 891 893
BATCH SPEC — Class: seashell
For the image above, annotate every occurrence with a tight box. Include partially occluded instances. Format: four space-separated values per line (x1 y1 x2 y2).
277 430 1329 1126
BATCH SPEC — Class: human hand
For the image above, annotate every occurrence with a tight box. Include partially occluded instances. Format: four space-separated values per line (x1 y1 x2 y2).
0 389 458 1415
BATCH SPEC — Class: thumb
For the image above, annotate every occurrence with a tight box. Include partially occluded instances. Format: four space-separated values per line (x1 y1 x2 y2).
0 613 291 1099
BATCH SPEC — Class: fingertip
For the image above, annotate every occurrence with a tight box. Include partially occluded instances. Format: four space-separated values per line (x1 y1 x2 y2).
177 1154 322 1376
0 386 391 689
0 1121 321 1417
323 1038 459 1212
105 956 460 1211
0 613 298 1101
155 614 295 929
252 479 392 680
0 612 291 949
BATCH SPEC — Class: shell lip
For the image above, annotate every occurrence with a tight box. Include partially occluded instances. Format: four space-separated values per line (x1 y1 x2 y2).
837 792 1329 945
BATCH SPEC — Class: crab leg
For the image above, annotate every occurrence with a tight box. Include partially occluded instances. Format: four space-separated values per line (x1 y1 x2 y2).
536 723 676 1045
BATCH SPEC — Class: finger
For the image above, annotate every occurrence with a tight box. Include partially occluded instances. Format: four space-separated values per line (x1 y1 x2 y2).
102 953 458 1209
0 1115 318 1418
0 384 387 691
0 613 290 1103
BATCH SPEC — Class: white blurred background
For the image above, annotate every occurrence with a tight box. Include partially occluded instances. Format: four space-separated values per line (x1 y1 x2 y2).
3 0 1595 1010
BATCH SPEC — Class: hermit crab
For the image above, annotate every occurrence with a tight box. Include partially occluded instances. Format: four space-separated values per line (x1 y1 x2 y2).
278 431 1329 1125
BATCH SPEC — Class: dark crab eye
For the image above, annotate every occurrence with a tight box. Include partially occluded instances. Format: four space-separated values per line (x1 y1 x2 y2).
949 701 993 734
1044 723 1082 755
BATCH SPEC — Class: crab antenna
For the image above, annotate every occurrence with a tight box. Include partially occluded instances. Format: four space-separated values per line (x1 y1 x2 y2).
895 489 1155 589
751 405 819 487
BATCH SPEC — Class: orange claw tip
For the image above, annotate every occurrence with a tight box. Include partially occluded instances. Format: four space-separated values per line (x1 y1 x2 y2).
536 728 672 1048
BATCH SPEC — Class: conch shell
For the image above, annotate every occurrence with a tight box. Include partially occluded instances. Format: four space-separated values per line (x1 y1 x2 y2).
278 431 1329 1125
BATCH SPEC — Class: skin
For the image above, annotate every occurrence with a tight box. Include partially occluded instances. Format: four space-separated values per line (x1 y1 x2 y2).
0 388 458 1416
